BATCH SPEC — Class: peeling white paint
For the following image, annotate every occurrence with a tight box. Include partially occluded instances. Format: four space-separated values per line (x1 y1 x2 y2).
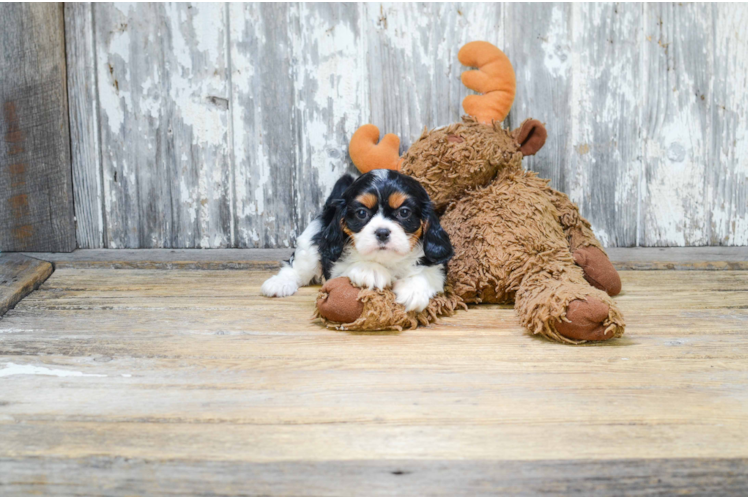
98 28 131 134
543 5 571 78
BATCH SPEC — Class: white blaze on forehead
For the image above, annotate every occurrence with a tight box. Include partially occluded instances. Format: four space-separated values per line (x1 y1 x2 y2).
352 213 411 257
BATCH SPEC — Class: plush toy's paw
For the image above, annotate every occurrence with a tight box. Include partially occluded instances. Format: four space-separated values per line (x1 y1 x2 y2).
346 263 392 290
556 297 617 341
393 279 432 312
573 247 622 296
316 277 364 324
261 274 299 297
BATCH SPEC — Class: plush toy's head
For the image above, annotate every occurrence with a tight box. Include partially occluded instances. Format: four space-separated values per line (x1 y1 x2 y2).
348 41 547 211
401 117 547 211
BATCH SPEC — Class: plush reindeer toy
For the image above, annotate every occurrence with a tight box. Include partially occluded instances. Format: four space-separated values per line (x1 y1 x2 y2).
315 41 625 344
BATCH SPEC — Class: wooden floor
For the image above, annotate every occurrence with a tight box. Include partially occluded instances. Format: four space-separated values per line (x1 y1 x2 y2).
1 252 747 495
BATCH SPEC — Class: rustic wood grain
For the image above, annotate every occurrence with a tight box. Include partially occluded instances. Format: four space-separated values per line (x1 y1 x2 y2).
229 3 298 248
0 253 53 316
64 2 106 248
2 457 747 496
65 3 105 250
93 3 233 249
709 4 748 245
0 3 75 252
0 266 747 494
20 249 293 270
65 3 748 249
641 4 712 246
568 3 642 247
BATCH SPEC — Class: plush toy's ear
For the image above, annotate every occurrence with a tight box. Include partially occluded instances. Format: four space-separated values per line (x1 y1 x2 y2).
459 41 516 124
349 124 403 174
421 203 454 266
514 118 547 156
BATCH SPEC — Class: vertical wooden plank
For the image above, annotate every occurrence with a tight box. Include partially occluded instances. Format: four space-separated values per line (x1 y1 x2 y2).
504 3 572 189
230 4 297 248
288 3 365 232
709 4 748 245
565 3 642 247
65 3 104 249
363 3 504 149
0 3 75 252
95 3 232 249
641 4 713 246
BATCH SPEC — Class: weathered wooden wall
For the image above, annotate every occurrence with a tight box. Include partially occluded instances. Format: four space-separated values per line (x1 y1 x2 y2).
65 3 748 249
1 3 76 252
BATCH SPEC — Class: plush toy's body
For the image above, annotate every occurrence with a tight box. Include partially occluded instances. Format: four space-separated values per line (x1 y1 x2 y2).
314 42 624 343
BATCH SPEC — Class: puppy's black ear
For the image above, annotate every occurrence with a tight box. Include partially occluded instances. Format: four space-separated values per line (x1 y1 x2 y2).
325 174 355 205
314 198 349 279
313 174 355 278
421 203 453 266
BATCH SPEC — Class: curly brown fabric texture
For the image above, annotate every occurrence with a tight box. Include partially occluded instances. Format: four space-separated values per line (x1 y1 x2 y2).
402 118 522 211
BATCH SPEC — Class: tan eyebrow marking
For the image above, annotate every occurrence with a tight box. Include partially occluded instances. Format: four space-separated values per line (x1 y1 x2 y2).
388 192 409 209
356 193 377 209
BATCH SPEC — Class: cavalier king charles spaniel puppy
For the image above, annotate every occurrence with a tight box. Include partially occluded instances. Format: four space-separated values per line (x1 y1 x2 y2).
261 169 453 312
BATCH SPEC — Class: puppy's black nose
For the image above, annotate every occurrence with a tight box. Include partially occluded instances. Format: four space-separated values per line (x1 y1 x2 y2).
375 228 390 242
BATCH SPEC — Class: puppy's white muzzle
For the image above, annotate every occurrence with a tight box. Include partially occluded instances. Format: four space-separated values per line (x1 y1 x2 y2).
353 214 411 257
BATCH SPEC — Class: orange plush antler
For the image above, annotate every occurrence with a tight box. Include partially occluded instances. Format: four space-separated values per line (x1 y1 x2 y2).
459 41 516 124
349 124 403 174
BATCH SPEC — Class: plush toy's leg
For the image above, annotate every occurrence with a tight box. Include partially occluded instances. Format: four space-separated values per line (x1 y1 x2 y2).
542 183 622 297
314 277 465 331
514 266 625 344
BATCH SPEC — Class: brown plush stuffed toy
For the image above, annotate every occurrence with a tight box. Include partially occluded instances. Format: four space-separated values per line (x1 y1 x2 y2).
314 41 624 344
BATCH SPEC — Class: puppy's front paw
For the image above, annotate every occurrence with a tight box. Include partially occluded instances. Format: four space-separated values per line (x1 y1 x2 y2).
261 275 298 297
393 279 433 312
346 264 391 290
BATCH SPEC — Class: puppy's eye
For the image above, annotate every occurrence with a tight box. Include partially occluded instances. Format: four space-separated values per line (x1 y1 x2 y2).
355 208 369 220
397 207 411 219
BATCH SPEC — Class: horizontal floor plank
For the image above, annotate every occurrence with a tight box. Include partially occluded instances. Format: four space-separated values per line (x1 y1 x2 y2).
16 246 748 270
2 456 746 496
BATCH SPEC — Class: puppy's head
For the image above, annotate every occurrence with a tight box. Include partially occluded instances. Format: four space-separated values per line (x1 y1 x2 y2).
335 170 453 264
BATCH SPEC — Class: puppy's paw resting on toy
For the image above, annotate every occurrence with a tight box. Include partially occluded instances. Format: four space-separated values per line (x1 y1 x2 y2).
345 262 392 290
394 279 433 312
314 277 465 331
572 246 622 297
